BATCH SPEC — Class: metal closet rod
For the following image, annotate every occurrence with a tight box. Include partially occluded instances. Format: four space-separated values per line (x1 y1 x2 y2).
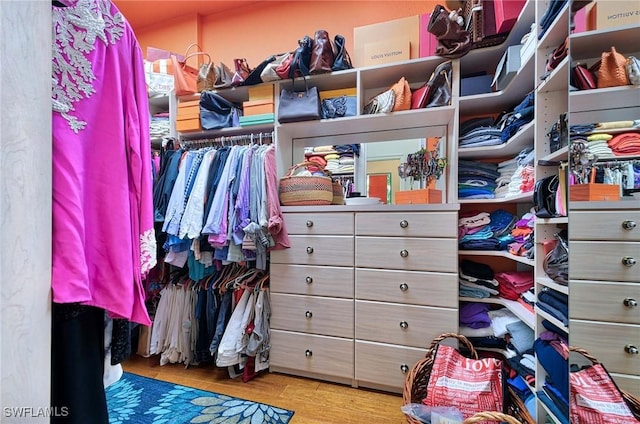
180 131 274 149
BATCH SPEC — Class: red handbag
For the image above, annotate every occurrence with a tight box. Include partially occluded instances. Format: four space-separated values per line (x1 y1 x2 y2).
275 53 294 80
572 63 597 90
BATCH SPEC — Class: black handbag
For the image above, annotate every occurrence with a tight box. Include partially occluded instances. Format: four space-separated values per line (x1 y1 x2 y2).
533 175 559 218
547 113 568 153
199 91 240 130
242 54 277 86
289 35 313 78
277 78 321 123
331 34 353 71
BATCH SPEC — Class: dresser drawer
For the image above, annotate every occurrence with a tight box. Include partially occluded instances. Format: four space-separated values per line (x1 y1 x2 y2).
270 263 354 298
355 268 457 308
356 237 458 272
271 293 354 338
356 212 458 238
284 212 353 235
571 211 640 241
570 320 640 376
355 300 458 348
570 281 640 324
570 241 640 282
270 330 353 379
355 341 426 393
270 235 353 266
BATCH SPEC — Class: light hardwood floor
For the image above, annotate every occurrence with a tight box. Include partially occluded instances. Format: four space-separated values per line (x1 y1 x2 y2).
123 355 407 423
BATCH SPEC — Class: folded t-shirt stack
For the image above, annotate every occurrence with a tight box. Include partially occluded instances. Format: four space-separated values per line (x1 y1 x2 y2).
537 288 568 325
507 211 535 258
458 209 516 251
496 270 534 301
458 160 501 199
304 144 360 175
459 117 503 148
459 259 499 299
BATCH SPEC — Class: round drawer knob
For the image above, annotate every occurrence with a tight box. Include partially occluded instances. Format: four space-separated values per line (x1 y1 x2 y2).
306 220 314 228
623 298 638 308
305 311 313 319
399 283 409 292
305 349 313 357
306 246 314 254
400 220 409 229
621 257 636 267
305 276 313 284
400 249 409 258
400 321 408 330
622 220 636 230
400 364 409 374
624 344 639 355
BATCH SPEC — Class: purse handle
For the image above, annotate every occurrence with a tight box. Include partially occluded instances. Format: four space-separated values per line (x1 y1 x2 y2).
428 332 478 359
182 51 212 66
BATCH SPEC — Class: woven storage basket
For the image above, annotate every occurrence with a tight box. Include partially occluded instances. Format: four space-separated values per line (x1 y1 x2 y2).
462 411 521 423
403 333 480 424
279 161 333 206
569 346 640 421
331 179 345 205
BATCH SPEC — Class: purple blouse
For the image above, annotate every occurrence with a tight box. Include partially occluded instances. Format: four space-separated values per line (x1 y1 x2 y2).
52 0 156 325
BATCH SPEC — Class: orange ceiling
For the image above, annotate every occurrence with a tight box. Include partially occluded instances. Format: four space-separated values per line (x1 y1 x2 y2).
113 1 264 30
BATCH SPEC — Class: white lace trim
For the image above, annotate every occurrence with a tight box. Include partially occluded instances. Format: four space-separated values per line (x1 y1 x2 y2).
140 229 157 275
52 0 125 133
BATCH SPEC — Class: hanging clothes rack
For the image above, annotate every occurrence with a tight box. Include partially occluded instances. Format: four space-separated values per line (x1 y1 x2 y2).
179 131 274 150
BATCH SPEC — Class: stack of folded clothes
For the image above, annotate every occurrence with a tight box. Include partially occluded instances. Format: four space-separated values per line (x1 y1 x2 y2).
537 287 568 326
496 270 534 301
534 319 569 424
459 117 503 148
304 144 359 174
500 91 535 142
458 160 501 199
458 209 516 251
507 211 535 258
459 259 499 299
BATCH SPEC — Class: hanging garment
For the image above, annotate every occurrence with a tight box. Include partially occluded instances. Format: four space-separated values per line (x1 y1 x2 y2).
52 0 156 325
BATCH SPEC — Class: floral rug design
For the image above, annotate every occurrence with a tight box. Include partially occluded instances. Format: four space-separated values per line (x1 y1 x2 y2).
106 372 294 424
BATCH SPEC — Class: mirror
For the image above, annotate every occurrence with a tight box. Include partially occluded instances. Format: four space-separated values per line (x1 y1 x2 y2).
296 136 448 204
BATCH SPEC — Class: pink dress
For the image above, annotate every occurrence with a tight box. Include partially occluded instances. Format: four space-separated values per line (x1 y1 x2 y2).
52 0 156 325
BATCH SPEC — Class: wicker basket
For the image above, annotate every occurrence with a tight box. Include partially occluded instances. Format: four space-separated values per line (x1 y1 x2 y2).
278 161 333 206
462 411 521 423
403 333 479 424
569 346 640 421
331 179 345 205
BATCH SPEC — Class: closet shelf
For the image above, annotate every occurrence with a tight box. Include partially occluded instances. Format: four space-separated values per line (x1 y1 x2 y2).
594 154 640 162
540 146 568 163
459 191 533 204
537 2 569 51
536 276 569 295
459 53 534 115
459 296 535 329
458 121 534 159
536 216 568 225
458 250 535 266
277 107 454 143
535 307 568 333
570 24 640 60
179 123 275 141
570 85 640 114
537 57 569 94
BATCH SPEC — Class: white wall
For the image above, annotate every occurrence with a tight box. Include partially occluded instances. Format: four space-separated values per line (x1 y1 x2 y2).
1 1 52 421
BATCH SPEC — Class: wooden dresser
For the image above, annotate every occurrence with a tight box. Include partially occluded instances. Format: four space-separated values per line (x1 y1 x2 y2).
569 201 640 397
269 205 459 392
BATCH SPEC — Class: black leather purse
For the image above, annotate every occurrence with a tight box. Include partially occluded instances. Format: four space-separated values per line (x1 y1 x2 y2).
199 91 240 130
543 230 569 286
331 34 353 71
289 35 313 78
533 175 559 218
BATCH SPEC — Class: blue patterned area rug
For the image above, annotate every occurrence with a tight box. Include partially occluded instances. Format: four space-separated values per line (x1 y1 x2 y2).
106 372 294 424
